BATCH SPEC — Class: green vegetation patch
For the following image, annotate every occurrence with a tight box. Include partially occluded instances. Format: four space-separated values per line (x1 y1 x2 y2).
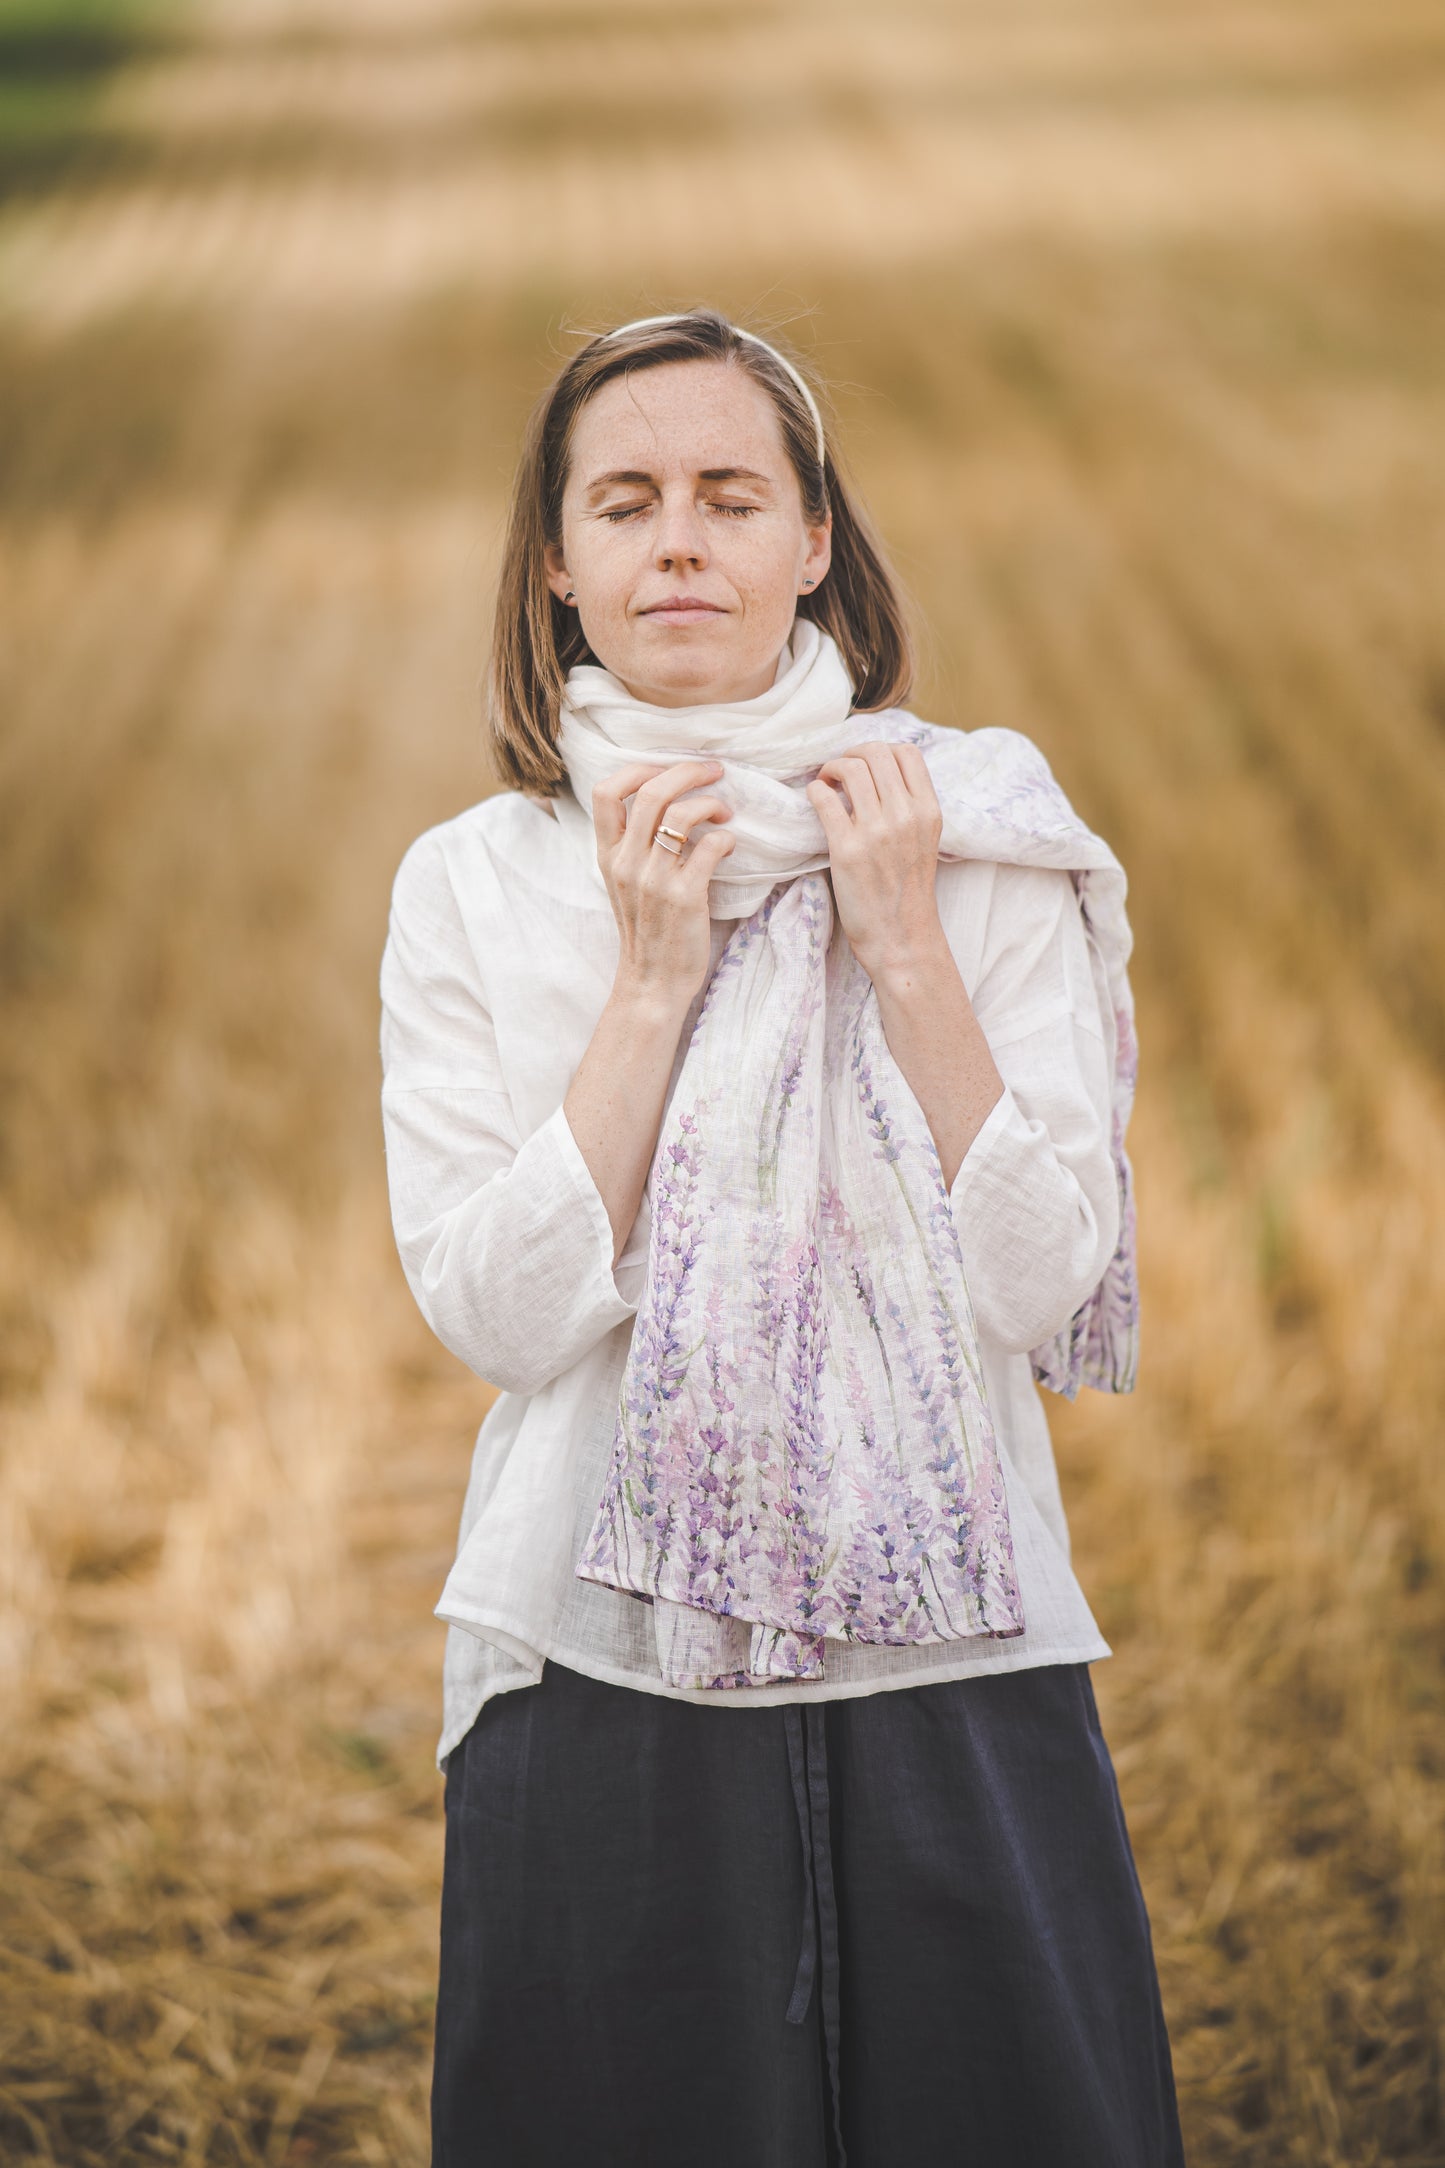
0 0 178 198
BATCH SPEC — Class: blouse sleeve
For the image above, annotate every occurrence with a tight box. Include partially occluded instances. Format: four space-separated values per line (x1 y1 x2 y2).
379 832 637 1397
944 860 1120 1354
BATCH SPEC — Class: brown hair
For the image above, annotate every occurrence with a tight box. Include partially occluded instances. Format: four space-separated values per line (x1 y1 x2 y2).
486 308 915 796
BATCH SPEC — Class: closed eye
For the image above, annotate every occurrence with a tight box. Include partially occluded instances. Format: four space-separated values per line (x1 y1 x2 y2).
599 500 761 525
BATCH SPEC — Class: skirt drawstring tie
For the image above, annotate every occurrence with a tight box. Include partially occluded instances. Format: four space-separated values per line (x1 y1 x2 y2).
784 1702 847 2166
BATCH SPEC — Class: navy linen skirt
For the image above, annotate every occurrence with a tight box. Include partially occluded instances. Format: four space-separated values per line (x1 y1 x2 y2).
432 1656 1186 2168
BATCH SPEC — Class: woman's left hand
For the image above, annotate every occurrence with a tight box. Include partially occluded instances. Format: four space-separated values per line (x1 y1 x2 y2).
806 741 947 984
808 739 1002 1182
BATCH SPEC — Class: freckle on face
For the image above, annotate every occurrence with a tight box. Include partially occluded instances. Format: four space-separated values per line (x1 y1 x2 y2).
556 359 822 709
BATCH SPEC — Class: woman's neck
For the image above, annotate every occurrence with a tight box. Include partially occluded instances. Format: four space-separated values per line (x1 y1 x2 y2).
610 642 789 711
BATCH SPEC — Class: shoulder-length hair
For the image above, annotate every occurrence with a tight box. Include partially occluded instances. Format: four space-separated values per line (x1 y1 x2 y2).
487 308 915 796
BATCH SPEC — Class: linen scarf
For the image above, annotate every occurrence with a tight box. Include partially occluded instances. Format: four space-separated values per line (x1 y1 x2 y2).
565 620 1138 1691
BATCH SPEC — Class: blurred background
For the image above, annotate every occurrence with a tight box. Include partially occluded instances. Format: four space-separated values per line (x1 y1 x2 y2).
2 0 1443 2160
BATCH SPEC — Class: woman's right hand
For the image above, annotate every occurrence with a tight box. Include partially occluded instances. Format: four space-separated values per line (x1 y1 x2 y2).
591 760 736 1012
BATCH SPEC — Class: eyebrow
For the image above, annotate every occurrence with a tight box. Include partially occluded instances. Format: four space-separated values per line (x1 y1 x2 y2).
582 465 776 500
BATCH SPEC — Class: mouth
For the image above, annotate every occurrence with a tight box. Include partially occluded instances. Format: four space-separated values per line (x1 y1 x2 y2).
639 599 728 626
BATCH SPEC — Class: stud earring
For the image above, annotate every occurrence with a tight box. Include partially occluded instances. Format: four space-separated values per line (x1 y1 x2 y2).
563 590 575 603
803 578 815 588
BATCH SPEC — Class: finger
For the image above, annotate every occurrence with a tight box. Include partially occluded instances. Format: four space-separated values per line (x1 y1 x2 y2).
644 792 733 838
591 763 669 852
623 797 733 885
634 809 732 883
845 741 912 819
815 754 881 819
806 776 854 848
627 760 727 830
892 741 940 809
678 826 737 883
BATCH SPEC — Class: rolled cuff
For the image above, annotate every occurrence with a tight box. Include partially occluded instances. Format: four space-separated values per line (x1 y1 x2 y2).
947 1083 1116 1353
397 1098 639 1395
548 1102 641 1326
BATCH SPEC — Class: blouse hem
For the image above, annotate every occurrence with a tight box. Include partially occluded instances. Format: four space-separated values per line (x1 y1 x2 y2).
435 1606 1113 1767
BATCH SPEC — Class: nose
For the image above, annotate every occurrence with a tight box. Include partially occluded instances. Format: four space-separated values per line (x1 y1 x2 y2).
652 485 709 571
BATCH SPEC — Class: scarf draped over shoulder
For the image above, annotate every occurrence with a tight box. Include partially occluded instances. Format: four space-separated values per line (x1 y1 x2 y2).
560 620 1138 1691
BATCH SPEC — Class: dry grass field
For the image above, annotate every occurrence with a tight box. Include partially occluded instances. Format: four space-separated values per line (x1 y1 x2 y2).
2 0 1443 2160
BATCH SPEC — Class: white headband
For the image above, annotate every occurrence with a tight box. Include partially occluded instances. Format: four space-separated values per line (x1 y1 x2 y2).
597 314 827 468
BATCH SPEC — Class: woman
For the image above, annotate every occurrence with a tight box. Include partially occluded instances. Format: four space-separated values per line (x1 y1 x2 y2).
380 309 1186 2168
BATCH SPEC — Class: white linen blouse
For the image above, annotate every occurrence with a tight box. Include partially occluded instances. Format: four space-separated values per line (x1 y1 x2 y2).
379 785 1118 1767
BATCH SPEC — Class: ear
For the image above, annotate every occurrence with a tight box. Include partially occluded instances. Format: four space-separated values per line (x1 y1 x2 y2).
543 541 573 605
800 507 833 595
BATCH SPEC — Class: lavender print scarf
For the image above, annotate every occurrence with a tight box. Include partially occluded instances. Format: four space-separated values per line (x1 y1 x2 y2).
564 621 1138 1691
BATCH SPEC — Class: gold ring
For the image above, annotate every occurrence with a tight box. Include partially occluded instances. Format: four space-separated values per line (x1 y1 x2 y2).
653 825 687 854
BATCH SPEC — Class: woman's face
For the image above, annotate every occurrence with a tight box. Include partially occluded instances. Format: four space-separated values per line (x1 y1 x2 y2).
545 358 832 708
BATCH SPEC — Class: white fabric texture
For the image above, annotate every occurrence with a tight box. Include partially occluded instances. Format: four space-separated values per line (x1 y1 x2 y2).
380 676 1125 1764
556 623 1137 1694
560 621 1139 1405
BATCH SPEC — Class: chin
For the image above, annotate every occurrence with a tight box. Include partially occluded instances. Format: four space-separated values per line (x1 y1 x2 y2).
633 641 743 696
656 652 735 686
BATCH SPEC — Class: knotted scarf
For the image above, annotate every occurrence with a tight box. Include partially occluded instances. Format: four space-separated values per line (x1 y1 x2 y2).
565 620 1138 1691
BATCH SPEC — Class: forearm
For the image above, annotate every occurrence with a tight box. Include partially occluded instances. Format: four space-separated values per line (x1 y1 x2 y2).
564 980 693 1265
867 929 1004 1189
